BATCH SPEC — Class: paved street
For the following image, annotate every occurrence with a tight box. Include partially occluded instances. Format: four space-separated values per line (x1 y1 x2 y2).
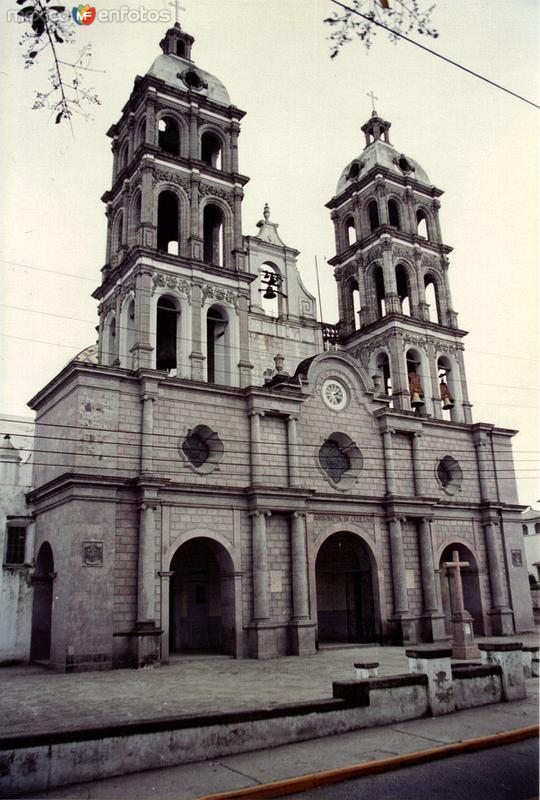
293 739 539 800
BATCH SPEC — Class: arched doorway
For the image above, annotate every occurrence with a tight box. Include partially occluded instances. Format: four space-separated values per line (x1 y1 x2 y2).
30 542 54 662
315 532 377 644
439 543 484 635
169 538 236 654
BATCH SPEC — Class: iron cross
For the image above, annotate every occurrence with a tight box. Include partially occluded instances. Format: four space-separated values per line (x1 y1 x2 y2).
367 91 379 113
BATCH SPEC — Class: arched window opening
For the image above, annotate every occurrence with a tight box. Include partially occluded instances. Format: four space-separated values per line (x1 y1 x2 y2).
437 355 456 419
535 523 540 535
345 217 356 247
374 265 385 318
157 191 179 254
201 132 222 169
176 40 186 58
158 116 180 155
113 210 124 256
203 204 224 265
416 209 428 239
406 349 425 412
375 352 392 399
30 542 54 662
395 263 411 316
347 279 361 330
156 296 178 372
522 524 528 536
368 200 380 232
206 306 228 384
424 275 441 324
388 199 401 229
260 262 280 317
119 141 129 172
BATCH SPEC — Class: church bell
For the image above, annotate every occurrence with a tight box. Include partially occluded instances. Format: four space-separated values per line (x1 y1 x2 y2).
156 338 177 370
410 392 424 408
440 380 455 410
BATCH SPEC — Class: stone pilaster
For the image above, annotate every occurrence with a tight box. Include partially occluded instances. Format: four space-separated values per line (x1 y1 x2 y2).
388 516 415 643
483 518 514 635
289 512 316 655
287 415 300 487
418 518 446 641
382 428 396 496
249 411 265 486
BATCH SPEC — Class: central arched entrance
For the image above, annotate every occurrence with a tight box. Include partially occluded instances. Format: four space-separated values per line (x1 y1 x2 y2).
315 532 377 644
169 537 235 654
439 543 485 635
30 542 54 663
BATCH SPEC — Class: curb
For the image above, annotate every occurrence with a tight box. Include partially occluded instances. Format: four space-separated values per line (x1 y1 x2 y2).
196 724 539 800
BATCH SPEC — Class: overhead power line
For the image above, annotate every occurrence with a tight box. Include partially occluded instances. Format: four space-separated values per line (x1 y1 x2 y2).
329 0 540 110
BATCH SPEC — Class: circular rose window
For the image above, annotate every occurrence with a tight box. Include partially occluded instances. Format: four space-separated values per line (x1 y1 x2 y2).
322 379 349 412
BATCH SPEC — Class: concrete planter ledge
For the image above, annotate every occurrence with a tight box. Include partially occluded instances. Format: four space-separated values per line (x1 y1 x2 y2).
405 646 453 659
478 642 523 651
451 664 502 680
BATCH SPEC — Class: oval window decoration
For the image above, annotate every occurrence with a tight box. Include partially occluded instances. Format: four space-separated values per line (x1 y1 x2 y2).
321 378 349 412
179 425 224 474
436 455 463 495
318 433 363 491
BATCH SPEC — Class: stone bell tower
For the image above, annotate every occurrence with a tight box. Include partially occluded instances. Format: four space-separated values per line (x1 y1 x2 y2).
93 21 253 387
326 109 473 423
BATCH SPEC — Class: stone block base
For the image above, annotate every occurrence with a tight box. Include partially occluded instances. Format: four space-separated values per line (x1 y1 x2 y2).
130 622 163 669
289 622 316 656
389 615 418 646
420 612 448 643
488 609 515 636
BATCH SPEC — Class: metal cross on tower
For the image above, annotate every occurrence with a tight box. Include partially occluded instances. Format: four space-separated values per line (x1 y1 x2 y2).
366 91 379 114
170 0 186 24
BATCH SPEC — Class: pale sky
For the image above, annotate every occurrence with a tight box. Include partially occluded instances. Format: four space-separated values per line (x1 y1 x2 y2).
0 0 538 505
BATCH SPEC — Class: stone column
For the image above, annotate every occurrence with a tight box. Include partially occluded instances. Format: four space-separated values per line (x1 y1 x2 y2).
145 90 157 145
249 411 265 486
387 331 408 409
127 114 135 162
381 429 396 496
474 437 491 502
289 513 316 655
140 162 156 249
388 517 409 617
455 348 473 423
229 123 240 173
140 388 156 474
483 519 514 634
418 518 446 641
237 293 253 387
441 257 458 328
158 570 173 663
137 501 157 624
189 283 205 380
411 432 425 496
132 268 153 369
188 106 199 160
287 415 300 487
251 510 270 621
189 176 203 261
290 513 309 621
431 200 443 244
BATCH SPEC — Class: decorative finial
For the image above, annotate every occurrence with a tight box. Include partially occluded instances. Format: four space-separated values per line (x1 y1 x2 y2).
263 203 270 222
367 90 379 115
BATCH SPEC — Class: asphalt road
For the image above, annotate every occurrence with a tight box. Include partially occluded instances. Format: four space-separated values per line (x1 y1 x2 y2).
293 739 539 799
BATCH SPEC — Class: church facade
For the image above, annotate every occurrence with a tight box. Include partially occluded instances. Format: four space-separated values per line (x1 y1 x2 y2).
27 23 533 671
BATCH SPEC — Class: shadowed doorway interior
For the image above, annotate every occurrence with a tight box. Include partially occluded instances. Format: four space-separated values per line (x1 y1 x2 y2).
316 532 377 644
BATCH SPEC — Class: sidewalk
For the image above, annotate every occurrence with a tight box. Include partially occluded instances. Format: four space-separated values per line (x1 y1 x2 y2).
20 678 539 799
2 635 538 739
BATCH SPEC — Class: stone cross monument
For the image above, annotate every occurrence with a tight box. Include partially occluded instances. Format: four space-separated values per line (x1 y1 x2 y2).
443 550 481 659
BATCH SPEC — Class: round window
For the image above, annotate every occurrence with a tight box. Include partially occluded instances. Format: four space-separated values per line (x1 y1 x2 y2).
184 70 203 89
322 379 349 412
436 455 463 495
179 425 224 474
319 440 351 484
317 433 363 491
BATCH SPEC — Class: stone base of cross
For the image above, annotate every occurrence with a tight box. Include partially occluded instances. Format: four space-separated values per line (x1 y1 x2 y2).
444 550 481 660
